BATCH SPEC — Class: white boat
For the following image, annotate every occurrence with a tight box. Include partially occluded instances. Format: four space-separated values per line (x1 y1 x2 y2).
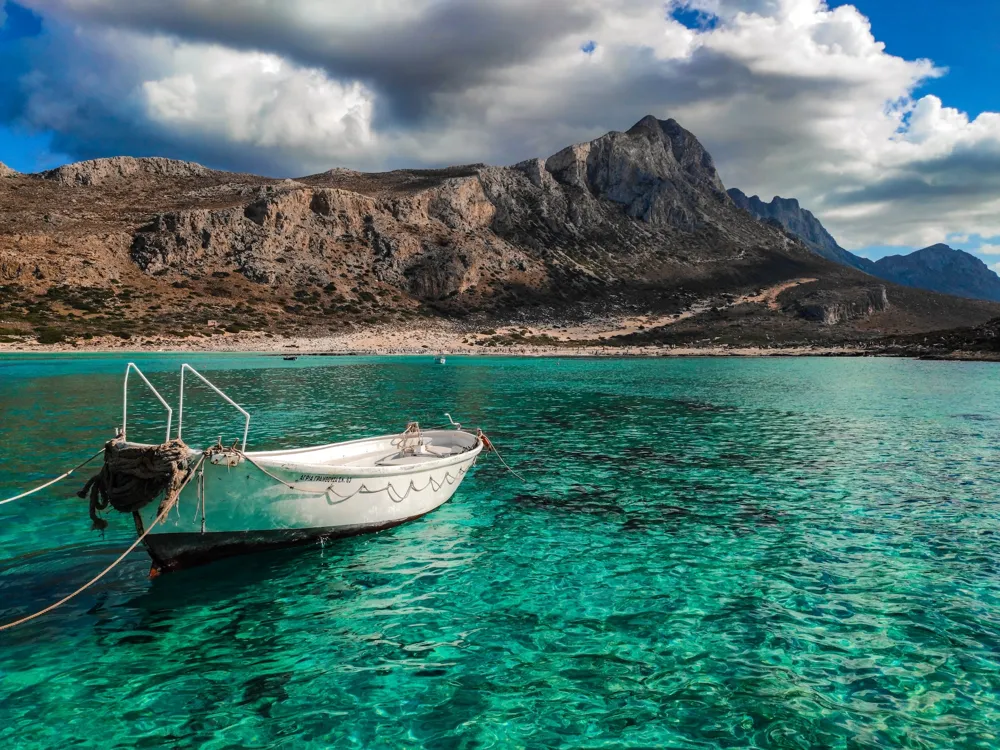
115 364 483 571
435 355 447 364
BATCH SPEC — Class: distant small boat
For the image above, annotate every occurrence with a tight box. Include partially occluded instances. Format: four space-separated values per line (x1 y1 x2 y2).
435 355 447 364
283 356 297 361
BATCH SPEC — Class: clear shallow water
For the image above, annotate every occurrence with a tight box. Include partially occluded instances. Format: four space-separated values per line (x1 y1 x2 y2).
2 354 1000 747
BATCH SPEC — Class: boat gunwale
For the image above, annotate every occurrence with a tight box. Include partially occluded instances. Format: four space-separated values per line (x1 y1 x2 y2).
122 430 481 480
136 429 484 479
244 428 476 459
257 440 483 479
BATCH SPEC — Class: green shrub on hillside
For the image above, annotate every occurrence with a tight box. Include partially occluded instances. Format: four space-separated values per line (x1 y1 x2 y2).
36 327 67 344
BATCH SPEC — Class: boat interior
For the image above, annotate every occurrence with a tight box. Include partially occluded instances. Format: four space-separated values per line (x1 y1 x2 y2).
247 429 480 469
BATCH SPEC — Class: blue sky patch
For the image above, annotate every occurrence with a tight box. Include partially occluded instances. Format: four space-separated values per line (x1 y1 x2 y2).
0 1 43 42
670 5 718 31
832 0 1000 119
0 126 68 173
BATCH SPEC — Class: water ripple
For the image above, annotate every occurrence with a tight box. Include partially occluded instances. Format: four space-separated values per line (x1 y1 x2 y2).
2 355 1000 746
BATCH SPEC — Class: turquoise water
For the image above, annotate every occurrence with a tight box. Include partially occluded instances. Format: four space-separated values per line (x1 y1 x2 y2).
2 354 1000 748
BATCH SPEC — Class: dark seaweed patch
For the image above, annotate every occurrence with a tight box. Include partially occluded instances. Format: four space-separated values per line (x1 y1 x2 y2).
510 485 626 517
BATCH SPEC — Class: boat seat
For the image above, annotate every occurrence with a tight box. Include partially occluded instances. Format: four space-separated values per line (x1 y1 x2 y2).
375 452 439 467
424 445 461 457
373 444 461 466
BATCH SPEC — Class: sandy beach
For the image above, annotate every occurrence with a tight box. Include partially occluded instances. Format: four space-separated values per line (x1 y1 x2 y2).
0 278 896 358
0 318 866 357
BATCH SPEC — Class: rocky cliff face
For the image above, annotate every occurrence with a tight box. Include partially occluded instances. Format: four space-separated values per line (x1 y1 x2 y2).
1 116 998 344
479 117 801 288
728 188 876 273
541 116 728 231
129 176 537 300
791 285 889 325
872 244 1000 303
113 116 789 301
0 162 17 178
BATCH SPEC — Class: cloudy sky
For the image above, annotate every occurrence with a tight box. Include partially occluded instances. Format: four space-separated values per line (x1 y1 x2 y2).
1 0 999 264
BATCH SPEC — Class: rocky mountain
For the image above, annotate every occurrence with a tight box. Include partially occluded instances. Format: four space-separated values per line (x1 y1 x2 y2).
727 188 876 273
0 162 17 178
728 189 1000 304
872 244 1000 303
1 116 998 346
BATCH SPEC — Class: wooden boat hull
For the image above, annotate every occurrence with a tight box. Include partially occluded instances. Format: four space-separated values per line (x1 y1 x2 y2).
138 430 482 571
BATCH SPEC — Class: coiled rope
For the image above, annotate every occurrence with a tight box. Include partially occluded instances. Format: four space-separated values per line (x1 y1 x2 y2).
1 450 105 507
391 422 423 454
77 439 192 530
0 453 205 632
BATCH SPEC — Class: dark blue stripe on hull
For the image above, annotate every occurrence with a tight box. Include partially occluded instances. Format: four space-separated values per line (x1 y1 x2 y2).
143 513 428 572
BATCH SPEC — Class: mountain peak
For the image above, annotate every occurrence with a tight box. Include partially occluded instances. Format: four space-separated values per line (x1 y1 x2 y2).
771 195 801 212
626 114 661 134
729 190 802 214
0 162 17 177
914 243 956 255
539 115 728 229
874 244 1000 301
625 114 681 136
883 244 983 266
622 116 721 184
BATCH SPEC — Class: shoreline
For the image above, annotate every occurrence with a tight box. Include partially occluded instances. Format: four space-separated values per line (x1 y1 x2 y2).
0 329 995 361
4 278 996 361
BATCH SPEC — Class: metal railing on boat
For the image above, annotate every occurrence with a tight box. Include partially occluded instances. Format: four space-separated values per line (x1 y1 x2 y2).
177 364 251 452
123 362 172 442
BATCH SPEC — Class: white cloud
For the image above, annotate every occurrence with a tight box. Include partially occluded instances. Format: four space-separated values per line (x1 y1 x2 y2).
979 243 1000 256
4 0 1000 249
140 45 375 161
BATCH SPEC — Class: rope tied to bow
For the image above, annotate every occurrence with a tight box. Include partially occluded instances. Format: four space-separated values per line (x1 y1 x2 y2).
0 449 105 506
0 453 206 632
77 438 194 530
475 428 525 482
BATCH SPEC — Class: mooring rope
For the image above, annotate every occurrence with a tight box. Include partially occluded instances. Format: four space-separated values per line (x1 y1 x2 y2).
0 450 105 507
476 430 526 483
0 454 206 633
